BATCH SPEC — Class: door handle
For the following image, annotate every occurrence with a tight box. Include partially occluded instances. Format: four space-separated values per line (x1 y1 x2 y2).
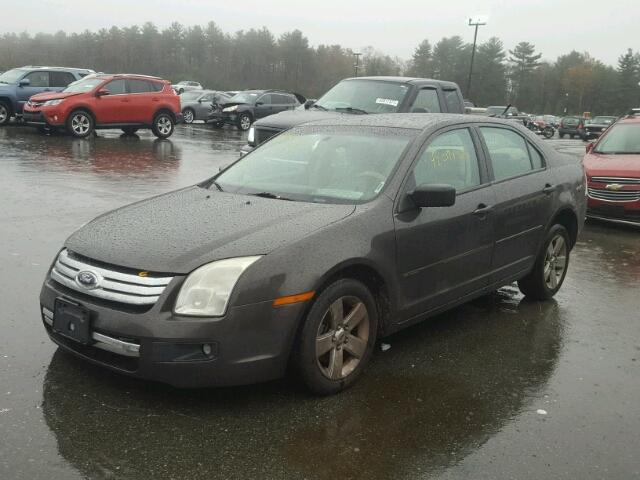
121 98 130 103
542 184 556 194
473 204 493 216
152 97 159 102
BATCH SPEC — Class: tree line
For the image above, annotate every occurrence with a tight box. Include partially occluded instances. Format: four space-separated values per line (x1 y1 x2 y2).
1 22 638 115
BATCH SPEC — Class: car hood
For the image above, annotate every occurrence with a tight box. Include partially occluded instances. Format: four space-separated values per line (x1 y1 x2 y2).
254 109 344 130
65 186 355 274
584 153 640 178
29 91 82 102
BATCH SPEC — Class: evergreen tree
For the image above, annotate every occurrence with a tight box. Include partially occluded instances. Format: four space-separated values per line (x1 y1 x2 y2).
408 39 432 78
508 42 542 109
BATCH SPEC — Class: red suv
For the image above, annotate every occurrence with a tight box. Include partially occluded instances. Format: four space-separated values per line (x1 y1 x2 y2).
23 74 182 138
583 112 640 226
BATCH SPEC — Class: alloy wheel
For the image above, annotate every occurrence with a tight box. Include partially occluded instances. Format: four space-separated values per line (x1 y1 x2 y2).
156 116 172 136
315 296 370 380
71 113 90 135
240 115 251 131
183 110 194 123
0 104 8 124
543 234 567 289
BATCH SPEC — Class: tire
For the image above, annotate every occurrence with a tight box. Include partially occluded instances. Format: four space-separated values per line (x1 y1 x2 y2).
292 278 379 395
542 127 554 139
151 112 175 139
211 121 224 129
0 101 12 126
121 127 139 135
178 88 184 95
558 133 564 139
182 108 195 124
518 224 570 301
237 113 252 131
66 110 94 138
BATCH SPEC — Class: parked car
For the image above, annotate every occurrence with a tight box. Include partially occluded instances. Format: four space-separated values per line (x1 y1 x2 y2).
558 116 586 139
23 73 182 138
583 113 640 225
172 81 202 94
39 113 585 394
214 90 304 131
180 90 231 124
0 66 94 126
486 105 520 117
241 76 465 155
583 115 618 140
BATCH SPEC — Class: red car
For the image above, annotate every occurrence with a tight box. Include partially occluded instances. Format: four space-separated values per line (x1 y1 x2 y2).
23 74 182 138
583 113 640 226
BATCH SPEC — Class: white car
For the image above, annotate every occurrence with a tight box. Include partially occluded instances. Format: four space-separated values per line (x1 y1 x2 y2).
172 81 203 94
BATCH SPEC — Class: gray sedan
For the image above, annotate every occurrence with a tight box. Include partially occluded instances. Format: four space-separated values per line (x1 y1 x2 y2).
180 90 231 124
39 114 585 395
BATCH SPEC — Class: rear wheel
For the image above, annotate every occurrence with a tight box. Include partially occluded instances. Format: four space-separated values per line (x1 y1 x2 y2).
151 112 175 139
0 101 12 126
121 127 139 135
183 108 195 124
237 113 252 131
542 127 554 139
518 224 570 300
558 133 565 139
66 110 94 138
292 278 378 395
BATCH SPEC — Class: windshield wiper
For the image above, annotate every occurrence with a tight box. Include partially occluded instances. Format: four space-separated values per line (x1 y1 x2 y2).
334 106 369 115
311 103 328 111
250 192 294 201
211 180 224 192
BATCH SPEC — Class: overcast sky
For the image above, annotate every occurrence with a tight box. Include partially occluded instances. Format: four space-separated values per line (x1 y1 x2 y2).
3 0 637 66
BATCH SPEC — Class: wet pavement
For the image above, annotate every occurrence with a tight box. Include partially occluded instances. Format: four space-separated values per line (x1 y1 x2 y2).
0 125 639 479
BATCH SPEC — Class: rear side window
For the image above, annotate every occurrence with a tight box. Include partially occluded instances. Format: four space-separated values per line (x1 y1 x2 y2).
527 144 545 169
410 89 441 113
257 94 272 105
412 128 481 190
24 71 49 87
272 94 291 104
148 81 164 92
480 127 536 181
128 79 151 93
443 89 463 113
104 79 126 95
50 71 75 87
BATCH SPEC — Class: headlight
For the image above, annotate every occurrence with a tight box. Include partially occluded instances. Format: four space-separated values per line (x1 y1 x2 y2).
43 99 63 106
174 256 262 317
247 126 255 144
222 105 238 113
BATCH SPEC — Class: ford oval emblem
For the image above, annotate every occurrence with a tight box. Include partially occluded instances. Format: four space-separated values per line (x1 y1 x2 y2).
75 270 101 290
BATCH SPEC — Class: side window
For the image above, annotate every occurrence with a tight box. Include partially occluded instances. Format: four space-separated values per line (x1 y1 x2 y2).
410 89 441 113
443 89 463 113
480 127 534 181
128 79 151 94
257 94 272 105
50 72 75 87
201 94 214 102
104 79 126 95
412 128 481 190
24 71 49 87
527 143 545 169
148 81 164 92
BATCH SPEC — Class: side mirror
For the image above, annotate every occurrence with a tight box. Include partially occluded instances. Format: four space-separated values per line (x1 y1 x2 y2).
409 184 456 208
586 142 595 154
255 101 264 106
19 78 30 87
304 99 315 110
96 88 110 97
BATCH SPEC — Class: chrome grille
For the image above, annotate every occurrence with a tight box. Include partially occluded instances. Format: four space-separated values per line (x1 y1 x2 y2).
50 249 173 306
591 177 640 185
587 187 640 202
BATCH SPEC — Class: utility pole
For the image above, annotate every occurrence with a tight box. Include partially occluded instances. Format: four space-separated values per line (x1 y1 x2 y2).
466 16 487 100
353 52 362 77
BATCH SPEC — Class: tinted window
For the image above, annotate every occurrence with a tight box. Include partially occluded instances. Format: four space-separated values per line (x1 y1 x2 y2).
443 89 463 113
412 128 481 190
272 94 291 104
410 89 441 113
148 81 164 92
128 79 151 93
257 94 273 105
104 79 126 95
562 117 579 126
315 79 410 113
481 127 534 181
24 71 49 87
50 71 75 87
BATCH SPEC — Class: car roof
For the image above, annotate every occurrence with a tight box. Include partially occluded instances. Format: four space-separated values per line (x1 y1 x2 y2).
20 65 94 73
343 76 459 88
92 73 166 82
294 113 516 131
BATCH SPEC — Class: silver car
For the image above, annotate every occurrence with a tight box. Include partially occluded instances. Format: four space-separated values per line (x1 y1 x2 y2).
180 90 231 124
172 80 203 94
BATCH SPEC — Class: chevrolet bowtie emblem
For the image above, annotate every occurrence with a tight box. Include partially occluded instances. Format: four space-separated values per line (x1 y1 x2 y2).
605 184 624 191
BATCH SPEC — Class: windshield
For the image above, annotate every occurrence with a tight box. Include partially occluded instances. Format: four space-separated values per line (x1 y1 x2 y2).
214 127 413 204
0 68 28 84
63 77 103 93
229 92 260 104
181 91 203 101
594 123 640 154
315 80 409 114
592 116 616 125
486 106 517 116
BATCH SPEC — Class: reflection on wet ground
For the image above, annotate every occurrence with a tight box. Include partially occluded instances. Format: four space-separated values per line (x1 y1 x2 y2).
0 129 639 479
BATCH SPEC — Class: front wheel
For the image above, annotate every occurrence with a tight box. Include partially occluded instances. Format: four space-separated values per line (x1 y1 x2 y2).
542 127 554 139
182 108 195 124
66 110 94 138
292 279 378 395
151 113 175 139
237 113 252 131
0 101 11 126
518 224 570 300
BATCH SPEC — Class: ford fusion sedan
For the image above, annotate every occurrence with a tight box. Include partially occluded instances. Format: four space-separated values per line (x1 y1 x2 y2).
40 114 585 395
583 113 640 225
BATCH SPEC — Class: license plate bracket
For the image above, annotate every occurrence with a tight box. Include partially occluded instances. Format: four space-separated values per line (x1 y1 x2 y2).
53 298 92 345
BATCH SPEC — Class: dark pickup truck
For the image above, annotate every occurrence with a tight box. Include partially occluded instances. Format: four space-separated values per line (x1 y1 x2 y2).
240 76 465 155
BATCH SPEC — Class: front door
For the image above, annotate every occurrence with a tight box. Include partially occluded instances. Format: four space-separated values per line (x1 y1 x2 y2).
477 126 555 282
394 126 495 321
92 79 129 124
16 71 51 112
254 94 273 119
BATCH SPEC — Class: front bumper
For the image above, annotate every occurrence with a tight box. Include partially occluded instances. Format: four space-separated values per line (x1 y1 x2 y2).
587 197 640 226
40 277 305 387
22 107 65 127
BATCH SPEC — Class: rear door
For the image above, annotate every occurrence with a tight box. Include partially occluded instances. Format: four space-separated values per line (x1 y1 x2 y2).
92 79 129 124
49 71 76 92
126 79 155 123
477 125 555 283
394 126 496 320
16 71 50 111
195 92 215 119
